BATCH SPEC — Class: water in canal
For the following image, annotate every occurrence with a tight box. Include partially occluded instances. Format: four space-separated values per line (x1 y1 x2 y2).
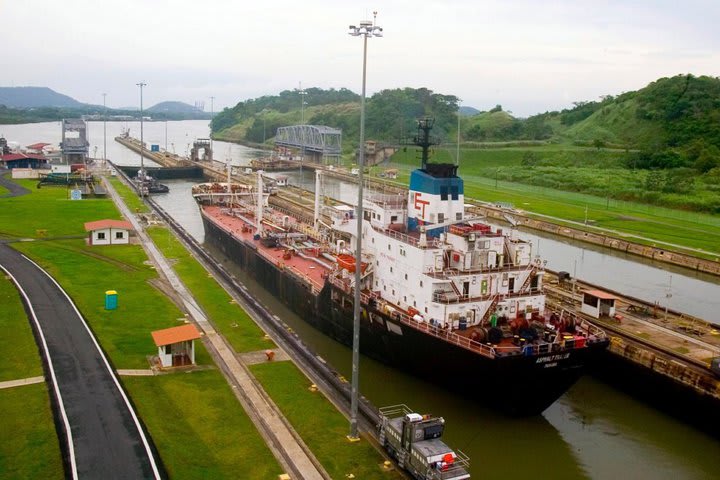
7 120 720 478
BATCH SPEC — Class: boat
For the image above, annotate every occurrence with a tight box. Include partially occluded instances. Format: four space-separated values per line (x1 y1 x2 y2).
193 118 609 415
133 169 169 194
378 404 470 480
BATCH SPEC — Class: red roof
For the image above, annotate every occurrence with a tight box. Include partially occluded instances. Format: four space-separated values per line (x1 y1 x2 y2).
84 219 134 232
26 142 51 150
0 153 47 162
151 324 201 347
584 289 617 300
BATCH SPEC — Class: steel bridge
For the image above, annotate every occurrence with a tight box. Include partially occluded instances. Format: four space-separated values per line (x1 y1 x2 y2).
275 125 342 163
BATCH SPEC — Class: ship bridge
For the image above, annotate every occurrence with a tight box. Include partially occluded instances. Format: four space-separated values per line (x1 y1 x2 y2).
275 125 342 164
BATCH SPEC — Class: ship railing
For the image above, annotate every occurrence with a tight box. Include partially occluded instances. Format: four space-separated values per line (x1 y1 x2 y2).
328 276 497 358
378 404 414 420
426 450 471 480
432 289 542 305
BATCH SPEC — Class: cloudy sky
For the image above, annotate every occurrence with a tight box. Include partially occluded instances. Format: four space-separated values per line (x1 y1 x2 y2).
2 0 718 116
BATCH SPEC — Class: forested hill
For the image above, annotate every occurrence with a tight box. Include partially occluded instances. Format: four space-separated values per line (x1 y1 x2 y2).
213 75 720 160
211 87 459 148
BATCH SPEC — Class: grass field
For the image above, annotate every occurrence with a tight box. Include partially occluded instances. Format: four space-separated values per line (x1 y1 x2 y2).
250 361 402 480
146 226 275 353
0 267 63 479
123 370 282 479
0 384 64 480
0 277 43 381
14 240 186 368
107 177 149 213
1 176 286 476
0 179 119 239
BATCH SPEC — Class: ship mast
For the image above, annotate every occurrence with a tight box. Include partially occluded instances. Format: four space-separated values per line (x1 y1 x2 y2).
256 170 264 235
413 117 437 170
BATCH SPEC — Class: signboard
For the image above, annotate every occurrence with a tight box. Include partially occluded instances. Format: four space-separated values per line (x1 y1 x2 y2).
151 144 160 152
70 189 82 200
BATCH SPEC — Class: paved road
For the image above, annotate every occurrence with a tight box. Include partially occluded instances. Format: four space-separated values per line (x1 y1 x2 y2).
0 169 31 198
0 244 162 479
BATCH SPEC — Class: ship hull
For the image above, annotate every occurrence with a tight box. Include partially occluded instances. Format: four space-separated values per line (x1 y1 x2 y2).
202 211 607 415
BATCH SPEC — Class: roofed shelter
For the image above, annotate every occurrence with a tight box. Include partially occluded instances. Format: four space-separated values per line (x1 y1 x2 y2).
581 290 617 319
151 324 201 367
0 153 49 169
84 219 134 246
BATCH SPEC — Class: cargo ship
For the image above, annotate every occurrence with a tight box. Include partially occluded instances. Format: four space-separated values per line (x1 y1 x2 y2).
193 118 609 415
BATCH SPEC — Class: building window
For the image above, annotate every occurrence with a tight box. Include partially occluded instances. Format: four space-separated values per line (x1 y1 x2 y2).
165 345 171 354
420 281 423 287
438 213 445 223
404 273 408 280
456 212 462 220
390 267 393 273
97 232 106 240
391 215 398 223
115 231 124 239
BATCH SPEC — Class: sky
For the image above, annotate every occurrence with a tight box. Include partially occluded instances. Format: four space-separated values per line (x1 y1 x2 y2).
2 0 719 117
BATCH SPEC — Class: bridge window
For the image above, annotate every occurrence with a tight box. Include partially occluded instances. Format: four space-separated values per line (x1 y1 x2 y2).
451 186 459 200
440 186 448 200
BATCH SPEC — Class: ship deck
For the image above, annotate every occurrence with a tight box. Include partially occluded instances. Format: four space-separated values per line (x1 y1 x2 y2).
202 205 331 291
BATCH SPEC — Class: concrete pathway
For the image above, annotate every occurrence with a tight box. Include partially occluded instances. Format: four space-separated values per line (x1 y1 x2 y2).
116 369 155 376
104 177 327 480
0 376 45 390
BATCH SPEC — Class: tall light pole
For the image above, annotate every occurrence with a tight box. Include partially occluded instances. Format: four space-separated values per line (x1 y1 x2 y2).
210 95 215 158
102 93 107 165
347 12 382 441
137 82 147 194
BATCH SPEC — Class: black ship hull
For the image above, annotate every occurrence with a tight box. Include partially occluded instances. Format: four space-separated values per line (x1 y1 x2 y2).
202 211 607 415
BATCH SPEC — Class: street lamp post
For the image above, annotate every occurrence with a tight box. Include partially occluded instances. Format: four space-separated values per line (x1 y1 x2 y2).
210 96 215 158
102 93 107 165
137 82 147 195
347 13 382 441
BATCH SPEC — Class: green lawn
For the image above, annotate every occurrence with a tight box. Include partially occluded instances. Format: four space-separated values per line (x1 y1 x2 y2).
0 276 43 381
147 226 275 353
0 179 119 239
0 384 64 480
123 370 282 479
14 240 185 369
250 361 403 480
0 273 62 479
107 177 149 213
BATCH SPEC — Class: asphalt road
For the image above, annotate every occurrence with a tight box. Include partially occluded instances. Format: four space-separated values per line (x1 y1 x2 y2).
0 244 162 479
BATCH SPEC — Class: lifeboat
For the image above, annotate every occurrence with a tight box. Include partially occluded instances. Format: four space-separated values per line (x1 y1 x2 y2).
336 254 367 273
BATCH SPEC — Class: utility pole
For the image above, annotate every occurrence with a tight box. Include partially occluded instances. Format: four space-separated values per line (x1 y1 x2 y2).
102 93 107 166
136 82 147 196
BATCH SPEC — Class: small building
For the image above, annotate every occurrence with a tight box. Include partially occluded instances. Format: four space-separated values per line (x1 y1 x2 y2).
151 324 201 367
0 153 49 169
581 290 617 319
84 219 134 246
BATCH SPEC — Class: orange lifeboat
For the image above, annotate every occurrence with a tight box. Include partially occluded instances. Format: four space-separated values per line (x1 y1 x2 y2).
337 254 367 273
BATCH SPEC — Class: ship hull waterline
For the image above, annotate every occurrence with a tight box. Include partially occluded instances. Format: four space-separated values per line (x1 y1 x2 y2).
201 210 607 416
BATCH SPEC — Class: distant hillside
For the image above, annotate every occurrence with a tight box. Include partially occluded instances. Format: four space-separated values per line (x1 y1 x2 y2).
459 106 480 116
147 101 205 115
212 87 460 149
0 86 86 109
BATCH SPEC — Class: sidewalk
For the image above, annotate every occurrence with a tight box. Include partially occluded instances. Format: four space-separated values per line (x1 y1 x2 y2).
104 177 327 480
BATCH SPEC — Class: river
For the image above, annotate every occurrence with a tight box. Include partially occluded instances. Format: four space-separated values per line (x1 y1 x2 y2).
5 120 720 479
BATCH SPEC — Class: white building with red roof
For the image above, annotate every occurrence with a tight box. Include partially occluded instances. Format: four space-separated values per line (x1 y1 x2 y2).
84 219 134 246
151 324 201 367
